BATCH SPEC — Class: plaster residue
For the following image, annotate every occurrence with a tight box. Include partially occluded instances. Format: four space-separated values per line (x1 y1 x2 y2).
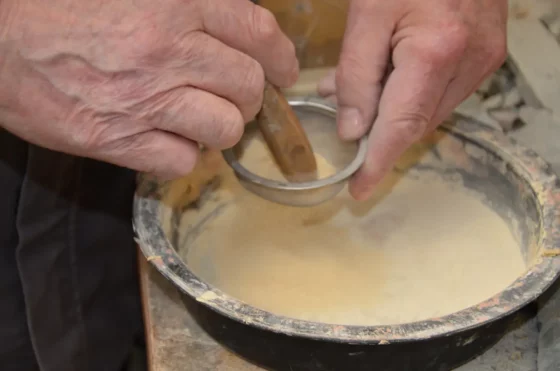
178 143 527 326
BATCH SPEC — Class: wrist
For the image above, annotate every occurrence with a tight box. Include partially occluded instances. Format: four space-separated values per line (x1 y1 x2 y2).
0 0 19 129
0 0 19 41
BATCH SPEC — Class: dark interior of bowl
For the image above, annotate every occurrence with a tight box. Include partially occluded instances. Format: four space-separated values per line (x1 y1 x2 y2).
134 114 560 344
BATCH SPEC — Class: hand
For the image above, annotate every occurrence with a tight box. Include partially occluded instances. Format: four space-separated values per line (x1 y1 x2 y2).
317 0 507 200
0 0 298 178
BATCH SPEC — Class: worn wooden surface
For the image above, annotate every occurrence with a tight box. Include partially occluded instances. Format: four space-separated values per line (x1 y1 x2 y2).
139 253 262 371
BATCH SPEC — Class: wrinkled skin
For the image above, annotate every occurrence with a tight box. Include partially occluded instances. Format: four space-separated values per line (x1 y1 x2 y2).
0 0 298 178
0 0 507 199
318 0 508 200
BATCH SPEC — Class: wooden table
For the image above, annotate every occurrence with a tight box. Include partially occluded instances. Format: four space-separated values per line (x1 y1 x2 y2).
138 251 539 371
139 253 262 371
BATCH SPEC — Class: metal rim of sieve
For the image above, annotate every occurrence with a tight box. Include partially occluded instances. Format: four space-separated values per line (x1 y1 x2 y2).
221 96 368 191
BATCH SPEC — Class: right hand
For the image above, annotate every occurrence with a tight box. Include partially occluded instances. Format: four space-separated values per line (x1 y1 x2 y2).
0 0 298 178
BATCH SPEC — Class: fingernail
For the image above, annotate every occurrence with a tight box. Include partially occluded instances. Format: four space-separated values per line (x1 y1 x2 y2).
337 107 364 140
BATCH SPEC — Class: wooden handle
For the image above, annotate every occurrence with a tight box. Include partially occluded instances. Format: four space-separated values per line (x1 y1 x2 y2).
257 81 318 182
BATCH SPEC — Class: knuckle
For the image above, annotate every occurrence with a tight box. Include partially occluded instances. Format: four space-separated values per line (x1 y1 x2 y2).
336 54 386 92
251 7 279 43
239 59 265 113
129 21 198 66
121 136 160 173
214 109 244 149
443 20 470 49
390 114 429 144
336 54 369 86
335 56 384 107
485 34 507 69
352 0 385 14
126 26 168 62
70 129 98 152
415 22 469 66
174 152 198 176
138 138 198 179
66 111 109 152
242 99 262 123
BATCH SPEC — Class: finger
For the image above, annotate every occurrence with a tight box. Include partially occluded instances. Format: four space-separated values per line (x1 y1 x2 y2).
335 0 395 140
201 0 299 87
431 46 506 125
431 72 483 126
317 68 336 97
349 43 458 200
142 87 244 150
94 130 200 179
176 33 265 123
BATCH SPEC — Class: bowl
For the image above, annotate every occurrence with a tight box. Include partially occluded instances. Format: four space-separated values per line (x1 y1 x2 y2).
222 96 368 207
133 114 560 370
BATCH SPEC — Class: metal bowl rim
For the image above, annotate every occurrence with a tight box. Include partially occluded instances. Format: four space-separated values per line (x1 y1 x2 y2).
133 114 560 343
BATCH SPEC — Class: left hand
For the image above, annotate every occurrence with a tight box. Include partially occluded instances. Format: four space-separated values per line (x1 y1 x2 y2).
317 0 508 200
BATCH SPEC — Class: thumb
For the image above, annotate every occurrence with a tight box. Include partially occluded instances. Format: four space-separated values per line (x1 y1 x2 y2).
335 0 394 140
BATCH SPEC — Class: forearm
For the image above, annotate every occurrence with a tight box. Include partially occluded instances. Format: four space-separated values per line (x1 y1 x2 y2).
0 0 16 129
0 0 18 40
0 41 10 131
0 1 58 136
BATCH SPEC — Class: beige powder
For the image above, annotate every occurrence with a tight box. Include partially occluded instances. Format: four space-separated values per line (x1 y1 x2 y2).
185 144 526 326
239 137 338 181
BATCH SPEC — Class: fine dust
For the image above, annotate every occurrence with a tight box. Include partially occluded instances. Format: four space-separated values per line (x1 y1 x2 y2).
185 144 526 326
239 137 338 181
